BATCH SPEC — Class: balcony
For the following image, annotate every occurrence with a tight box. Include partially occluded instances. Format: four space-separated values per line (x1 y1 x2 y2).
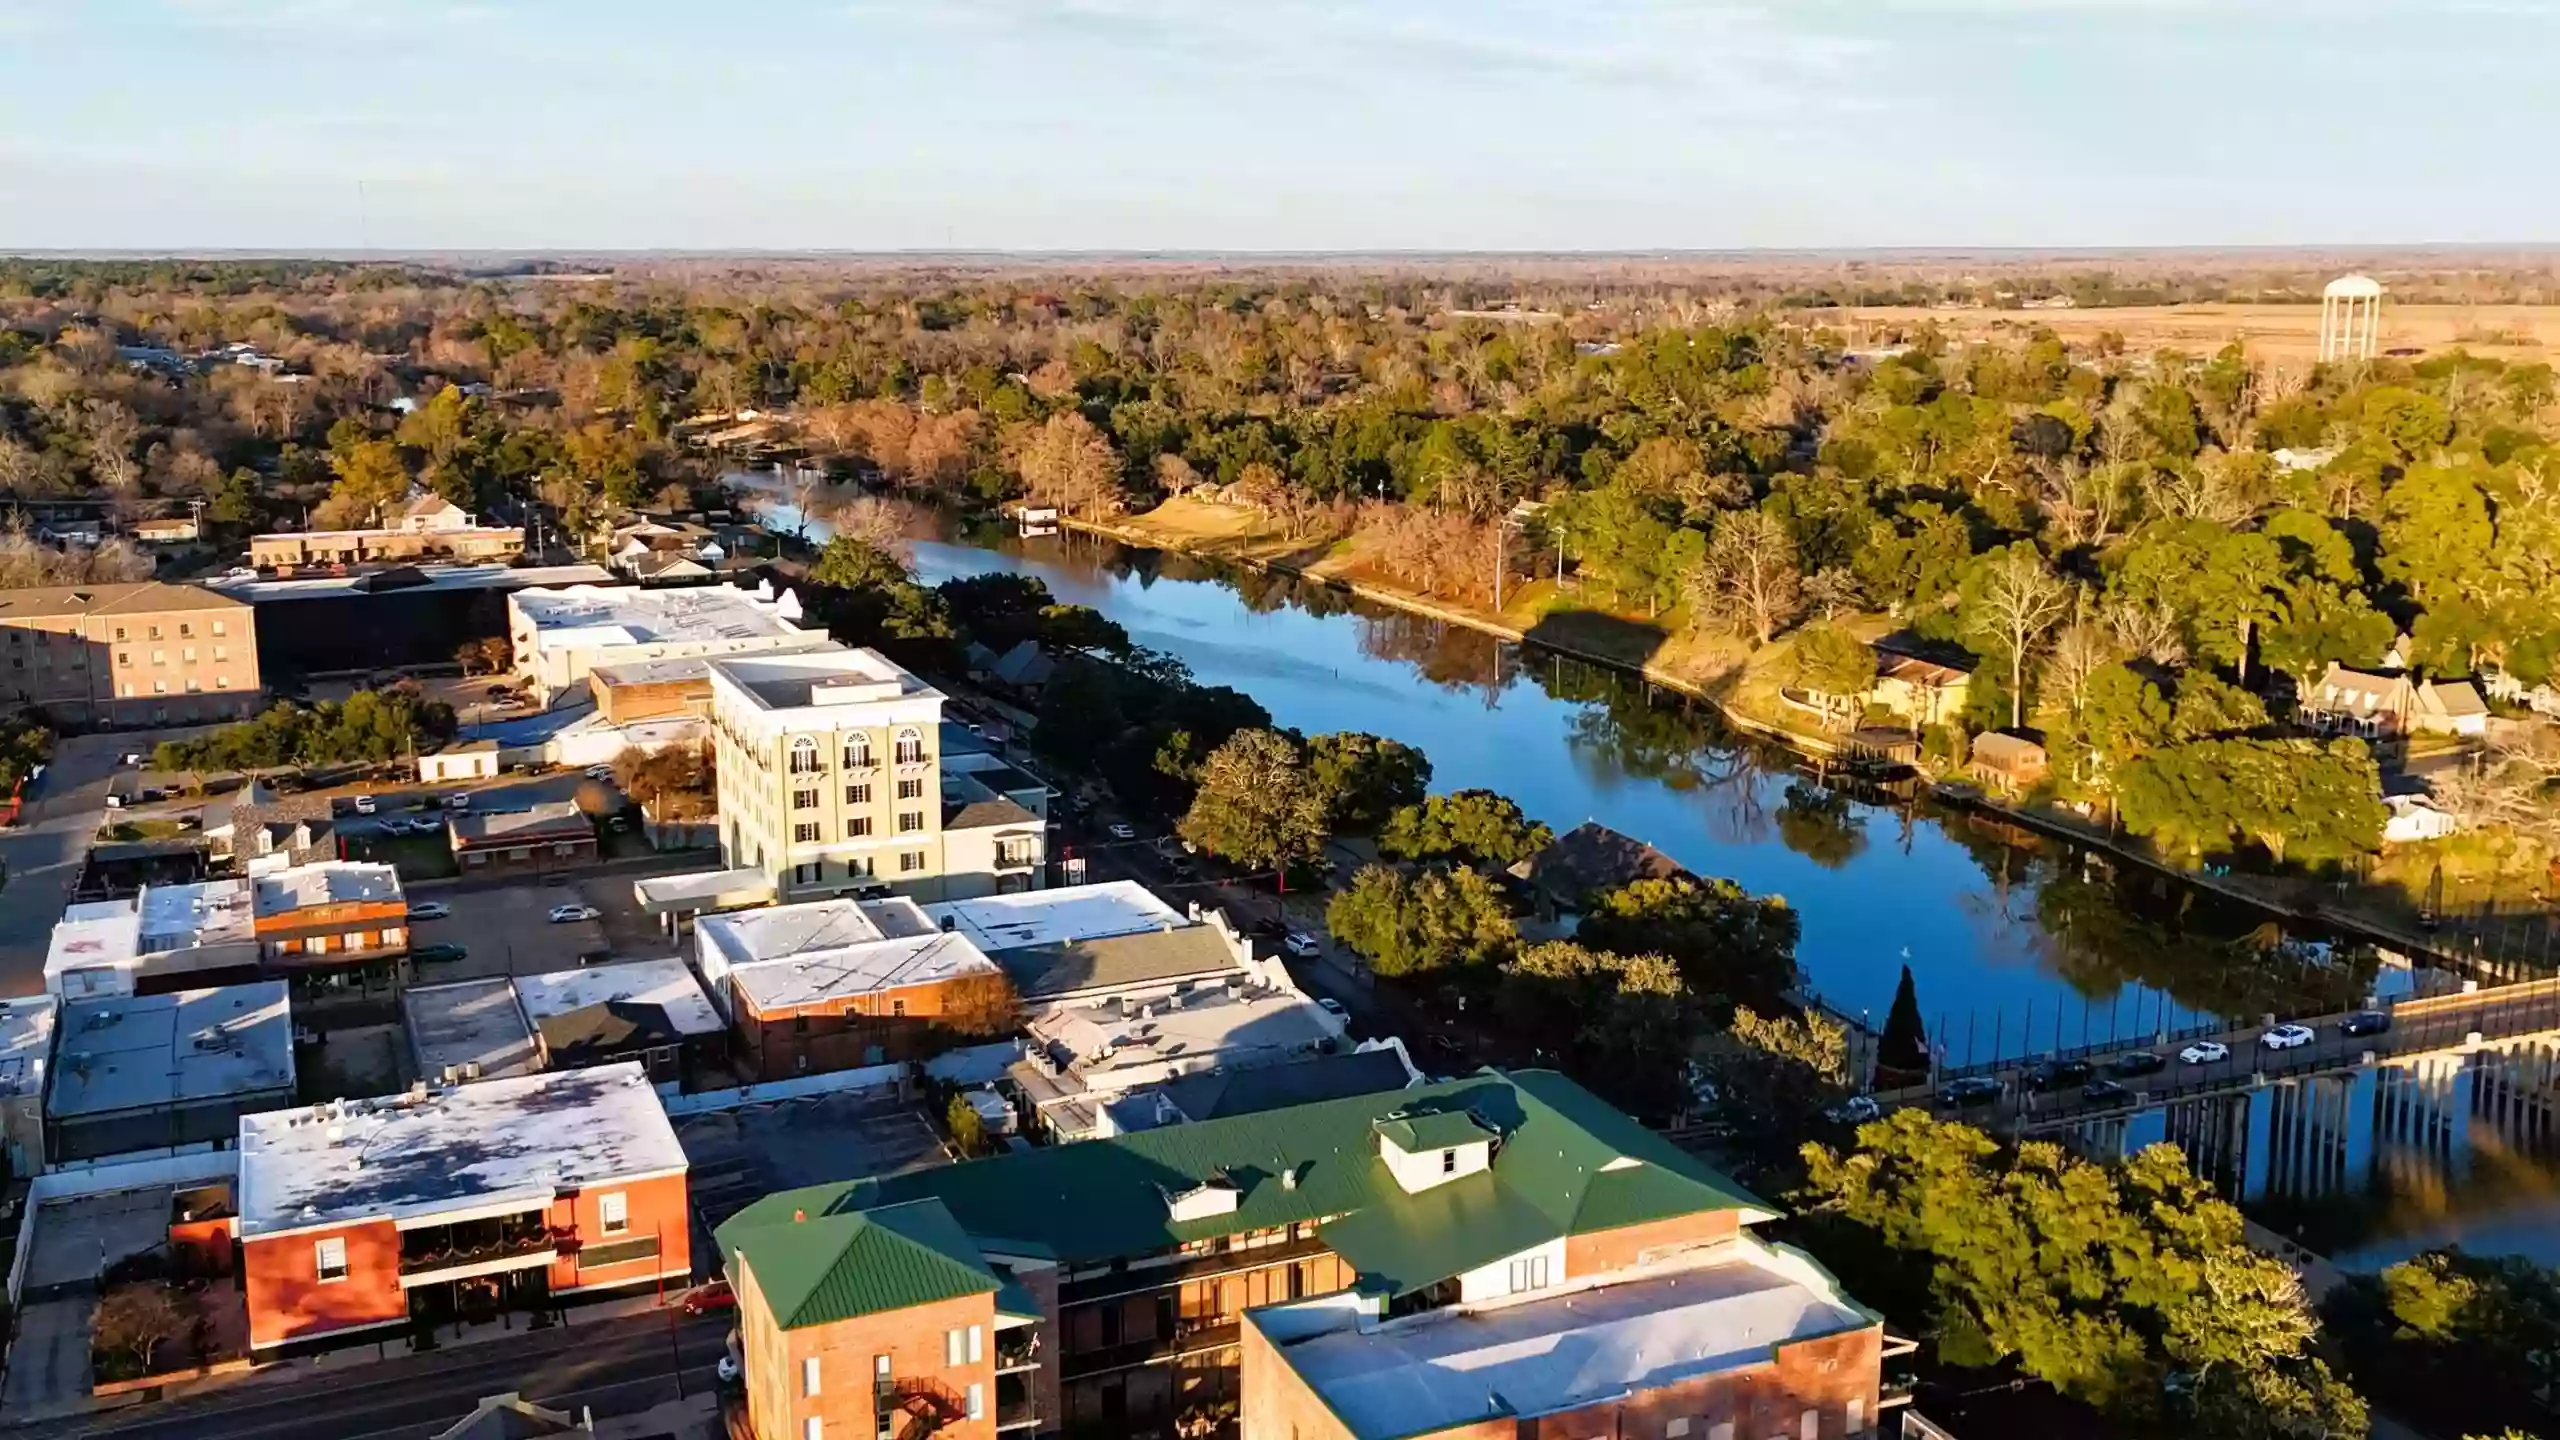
995 1330 1042 1374
1060 1233 1332 1306
397 1215 560 1287
1060 1317 1238 1381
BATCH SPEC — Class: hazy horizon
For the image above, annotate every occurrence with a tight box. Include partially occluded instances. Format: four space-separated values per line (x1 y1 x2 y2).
4 1 2555 252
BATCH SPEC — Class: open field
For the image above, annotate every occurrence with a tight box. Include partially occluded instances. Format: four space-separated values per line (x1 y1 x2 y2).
1823 302 2560 364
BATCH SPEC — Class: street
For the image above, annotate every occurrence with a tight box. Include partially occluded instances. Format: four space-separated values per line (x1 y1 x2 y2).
26 1311 730 1440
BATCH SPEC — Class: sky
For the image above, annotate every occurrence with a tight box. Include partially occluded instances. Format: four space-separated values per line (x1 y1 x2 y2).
1 0 2554 252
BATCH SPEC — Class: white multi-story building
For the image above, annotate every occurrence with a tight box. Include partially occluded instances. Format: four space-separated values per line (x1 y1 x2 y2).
709 647 1042 903
507 580 822 706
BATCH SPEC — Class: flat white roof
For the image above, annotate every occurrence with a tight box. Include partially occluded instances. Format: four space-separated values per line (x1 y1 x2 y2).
46 903 141 981
729 932 1000 1014
697 895 936 966
633 866 775 910
513 583 808 652
0 995 56 1101
1034 986 1340 1089
237 1062 685 1239
251 861 403 913
138 878 256 950
708 647 942 713
52 983 296 1122
514 959 723 1037
207 564 616 601
923 880 1188 954
402 978 539 1084
591 639 847 689
1272 1252 1868 1439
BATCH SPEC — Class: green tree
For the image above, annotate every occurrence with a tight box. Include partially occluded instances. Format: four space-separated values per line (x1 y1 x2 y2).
1324 864 1515 977
945 1092 987 1157
1788 622 1875 728
2325 1250 2560 1440
1378 790 1551 867
1575 875 1800 1010
2116 737 2385 866
314 438 407 528
1304 732 1432 835
1878 964 1929 1080
1498 940 1689 1112
1177 728 1329 872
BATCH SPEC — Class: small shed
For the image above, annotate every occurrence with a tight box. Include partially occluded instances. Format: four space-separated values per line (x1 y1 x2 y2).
1970 733 2049 793
418 740 501 785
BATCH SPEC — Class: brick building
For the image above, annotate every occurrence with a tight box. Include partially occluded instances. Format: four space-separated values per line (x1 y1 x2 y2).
0 581 262 727
235 1063 689 1352
249 495 523 573
250 861 408 970
695 895 1009 1079
448 803 599 874
712 1070 1869 1440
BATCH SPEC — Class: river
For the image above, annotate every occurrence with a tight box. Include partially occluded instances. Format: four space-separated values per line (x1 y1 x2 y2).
735 477 2560 1268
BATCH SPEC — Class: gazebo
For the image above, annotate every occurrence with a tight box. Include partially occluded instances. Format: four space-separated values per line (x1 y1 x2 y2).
2319 274 2384 363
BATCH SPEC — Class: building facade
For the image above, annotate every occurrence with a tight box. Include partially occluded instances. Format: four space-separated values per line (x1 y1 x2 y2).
712 1070 1865 1440
250 862 409 969
508 581 823 706
0 582 262 726
235 1063 690 1351
250 495 523 573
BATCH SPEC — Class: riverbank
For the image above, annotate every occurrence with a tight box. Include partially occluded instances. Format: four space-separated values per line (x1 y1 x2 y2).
1054 499 2514 976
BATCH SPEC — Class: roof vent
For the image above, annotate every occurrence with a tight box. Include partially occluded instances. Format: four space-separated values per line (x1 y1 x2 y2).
793 1208 806 1223
1281 1164 1301 1191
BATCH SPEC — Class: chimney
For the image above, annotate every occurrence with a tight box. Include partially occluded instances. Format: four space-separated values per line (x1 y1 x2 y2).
940 916 956 933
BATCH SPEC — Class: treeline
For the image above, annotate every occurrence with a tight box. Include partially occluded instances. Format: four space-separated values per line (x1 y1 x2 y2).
152 688 455 772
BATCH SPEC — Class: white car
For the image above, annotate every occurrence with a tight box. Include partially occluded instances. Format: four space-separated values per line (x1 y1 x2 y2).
1315 996 1348 1021
1106 822 1137 842
547 904 602 924
2178 1040 2231 1065
717 1351 741 1386
446 793 473 811
1826 1095 1883 1125
406 901 451 921
2259 1023 2316 1051
1282 932 1322 959
584 764 616 782
352 796 377 815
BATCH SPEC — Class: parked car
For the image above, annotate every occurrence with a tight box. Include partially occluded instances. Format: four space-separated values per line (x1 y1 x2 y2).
2339 1010 2392 1038
1315 997 1349 1021
2108 1050 2169 1078
2022 1057 2094 1093
484 684 513 701
584 764 616 781
446 792 473 811
2259 1023 2317 1051
2178 1040 2231 1066
406 901 451 921
1938 1076 2004 1108
684 1280 735 1317
1106 822 1137 842
2081 1078 2136 1106
352 795 377 815
1282 932 1322 960
547 904 602 924
119 753 144 767
1825 1095 1883 1125
411 943 467 964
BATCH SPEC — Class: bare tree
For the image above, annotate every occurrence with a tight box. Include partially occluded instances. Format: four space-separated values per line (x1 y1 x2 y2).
2033 459 2131 548
2101 597 2187 668
2148 451 2262 525
1801 566 1865 621
1683 510 1801 646
1012 413 1125 519
81 400 143 494
820 494 923 561
94 1283 190 1376
1965 547 2073 729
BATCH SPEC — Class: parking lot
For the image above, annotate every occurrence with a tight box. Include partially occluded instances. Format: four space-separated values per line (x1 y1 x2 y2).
406 878 627 982
676 1093 945 1238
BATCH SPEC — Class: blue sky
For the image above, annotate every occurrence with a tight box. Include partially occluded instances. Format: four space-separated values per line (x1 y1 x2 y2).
0 0 2552 251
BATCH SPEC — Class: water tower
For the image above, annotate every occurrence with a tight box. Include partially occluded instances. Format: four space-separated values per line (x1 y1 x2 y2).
2319 274 2383 362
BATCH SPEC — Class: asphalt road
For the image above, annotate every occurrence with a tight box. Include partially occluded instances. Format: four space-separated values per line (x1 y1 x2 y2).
38 1311 730 1440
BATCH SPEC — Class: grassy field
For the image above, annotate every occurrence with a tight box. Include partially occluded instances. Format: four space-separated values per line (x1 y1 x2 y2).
1823 302 2560 365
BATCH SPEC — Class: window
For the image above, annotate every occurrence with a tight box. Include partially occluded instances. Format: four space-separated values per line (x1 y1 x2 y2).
1442 1148 1457 1174
947 1328 964 1367
599 1192 629 1235
875 1355 894 1440
896 778 923 800
117 652 129 666
1708 1425 1734 1440
180 622 193 637
966 1384 983 1422
1801 1412 1819 1440
151 650 165 665
996 839 1035 868
794 823 821 844
1847 1399 1867 1434
792 788 819 811
185 678 200 693
212 620 226 637
803 1355 822 1397
148 625 162 640
789 737 821 774
1507 1254 1549 1293
894 728 924 764
315 1237 348 1282
890 998 906 1017
805 1419 823 1440
152 678 166 694
899 851 924 873
843 737 871 767
897 811 923 834
844 783 871 805
1666 1422 1690 1440
848 855 875 878
212 645 226 661
846 817 872 838
215 675 229 690
113 627 126 641
967 1325 982 1364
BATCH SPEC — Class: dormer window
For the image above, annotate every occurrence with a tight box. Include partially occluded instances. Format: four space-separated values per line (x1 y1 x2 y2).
1373 1109 1498 1195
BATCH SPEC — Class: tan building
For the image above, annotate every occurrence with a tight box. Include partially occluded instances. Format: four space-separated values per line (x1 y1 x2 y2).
0 582 262 726
510 581 823 707
249 495 522 572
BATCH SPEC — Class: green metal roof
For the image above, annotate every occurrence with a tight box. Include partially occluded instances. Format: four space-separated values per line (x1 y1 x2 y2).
1372 1108 1496 1154
725 1070 1771 1307
717 1197 1000 1329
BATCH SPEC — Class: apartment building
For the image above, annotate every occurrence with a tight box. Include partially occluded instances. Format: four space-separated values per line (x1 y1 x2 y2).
708 648 958 903
508 580 823 706
250 861 408 970
235 1063 689 1352
0 582 261 726
250 495 523 573
712 1070 1868 1440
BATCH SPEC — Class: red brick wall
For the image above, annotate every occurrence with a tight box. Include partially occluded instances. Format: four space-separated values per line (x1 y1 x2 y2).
1562 1210 1742 1281
242 1219 407 1349
750 1282 1001 1440
1521 1323 1882 1440
736 975 978 1080
1241 1317 1517 1440
550 1170 692 1294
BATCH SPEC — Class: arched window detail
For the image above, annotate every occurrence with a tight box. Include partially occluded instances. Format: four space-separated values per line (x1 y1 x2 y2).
843 734 873 769
789 737 821 775
894 727 925 765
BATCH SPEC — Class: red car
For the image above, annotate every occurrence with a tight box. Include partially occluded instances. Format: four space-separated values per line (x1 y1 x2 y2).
680 1280 735 1317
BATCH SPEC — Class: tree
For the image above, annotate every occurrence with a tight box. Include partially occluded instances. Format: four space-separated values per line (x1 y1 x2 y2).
94 1282 189 1376
2325 1249 2560 1439
945 1092 987 1158
453 637 511 676
1877 964 1929 1080
2116 737 2385 866
1325 864 1515 977
1378 789 1551 867
1177 728 1329 872
1014 412 1126 518
1304 732 1431 835
1499 941 1690 1112
1684 508 1801 645
1960 542 2073 729
1788 623 1875 729
313 438 407 527
1801 1113 2366 1436
940 972 1023 1038
1575 875 1800 1010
